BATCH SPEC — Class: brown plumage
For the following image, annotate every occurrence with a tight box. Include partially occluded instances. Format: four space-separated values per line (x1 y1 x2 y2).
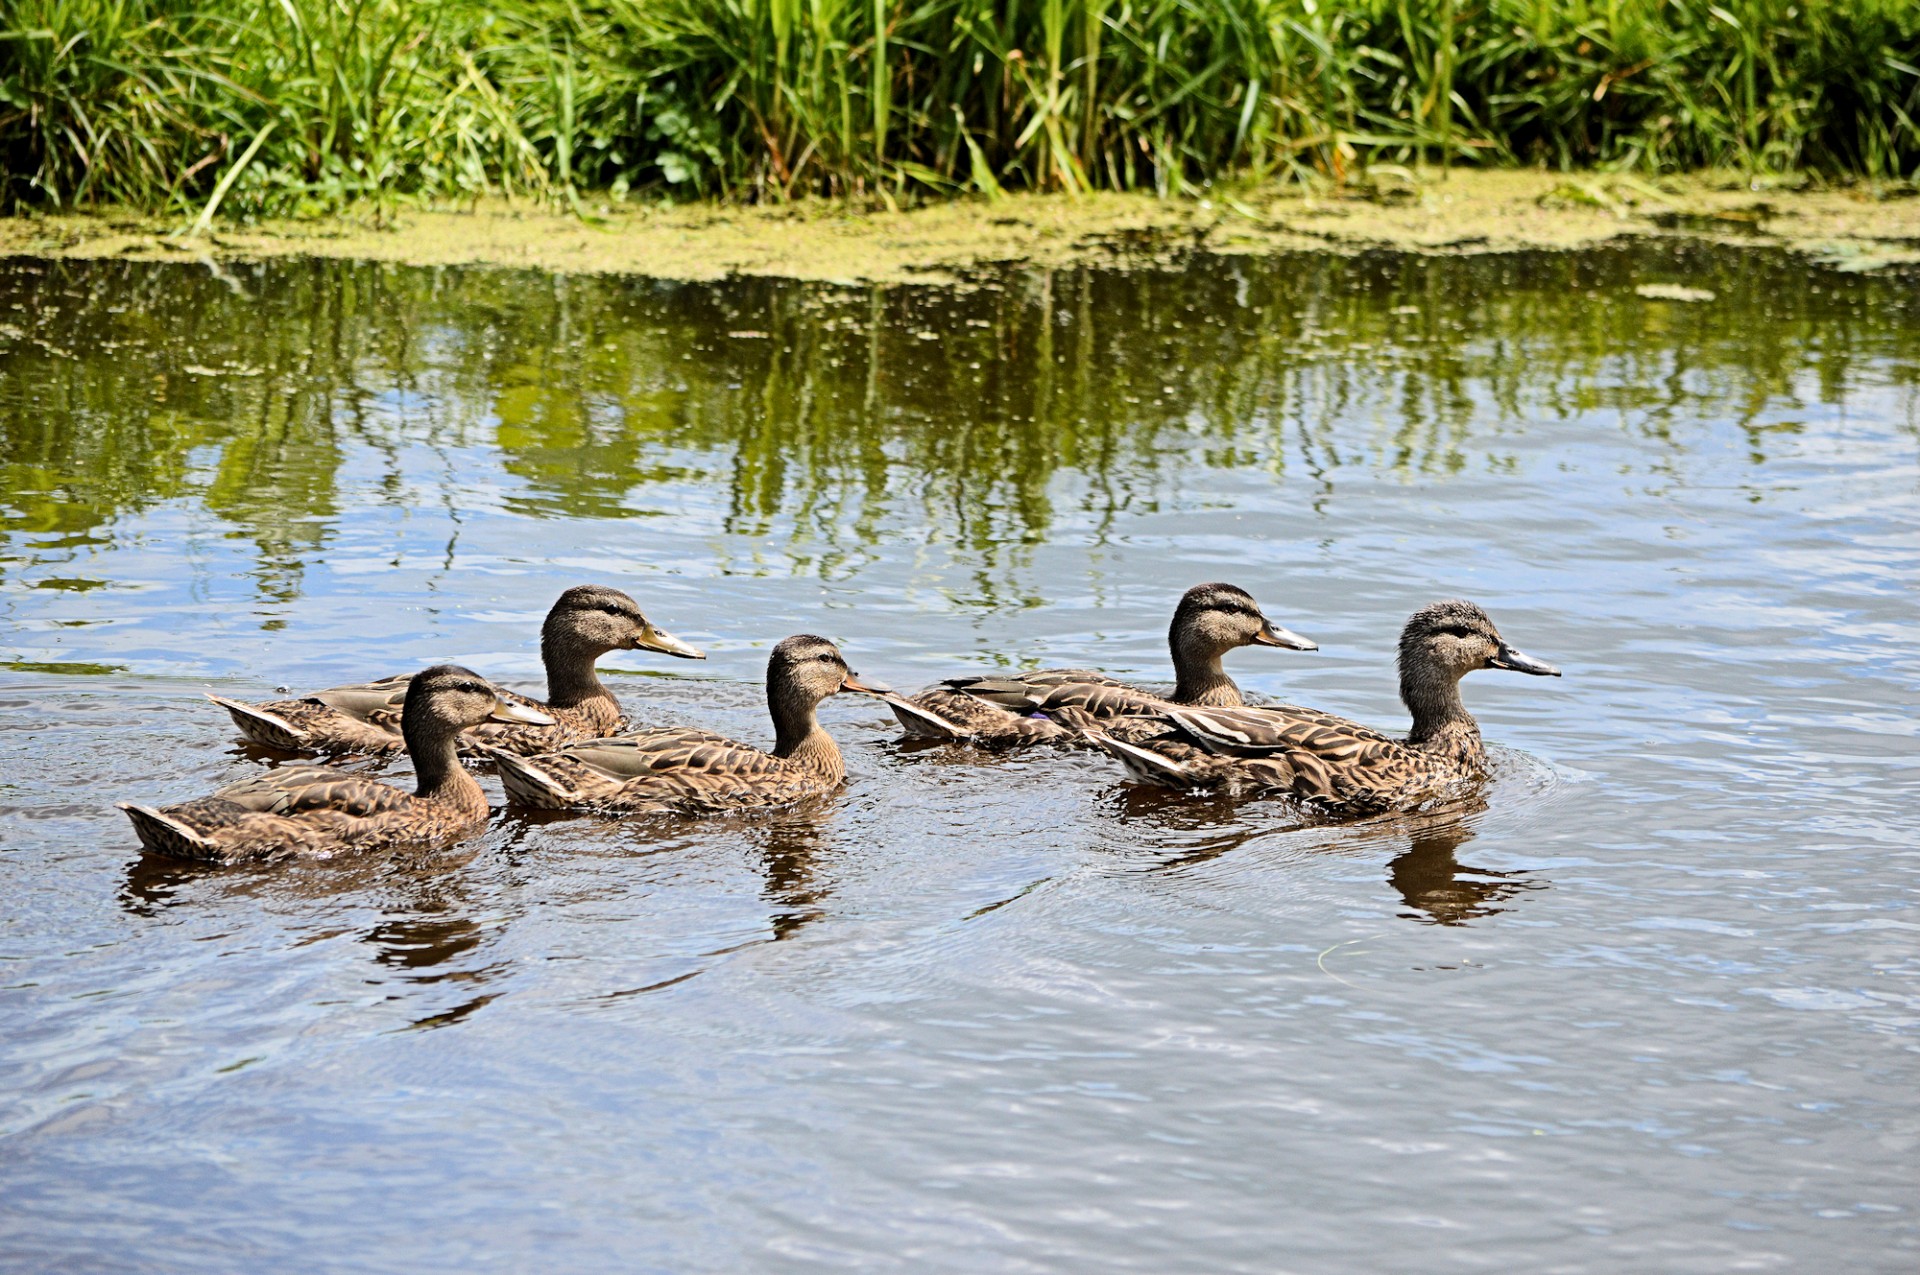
1053 600 1561 816
206 585 702 756
489 635 888 814
119 666 553 863
885 582 1316 745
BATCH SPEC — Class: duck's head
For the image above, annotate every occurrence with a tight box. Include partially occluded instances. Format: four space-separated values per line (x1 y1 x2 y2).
768 634 889 710
544 585 704 660
1398 600 1561 685
1170 582 1317 658
403 664 556 738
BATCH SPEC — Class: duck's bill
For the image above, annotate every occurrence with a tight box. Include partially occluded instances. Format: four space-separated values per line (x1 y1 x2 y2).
491 699 557 725
1252 620 1319 651
839 672 891 696
1490 645 1561 677
634 624 705 660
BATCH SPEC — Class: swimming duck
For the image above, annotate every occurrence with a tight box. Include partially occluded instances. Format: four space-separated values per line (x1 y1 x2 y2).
207 585 702 756
1051 599 1560 816
119 665 552 863
885 582 1316 745
488 634 887 813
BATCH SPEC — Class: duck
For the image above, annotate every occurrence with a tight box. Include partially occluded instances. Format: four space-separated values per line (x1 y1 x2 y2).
488 634 888 814
884 582 1317 745
119 665 552 863
1049 599 1560 816
206 585 703 756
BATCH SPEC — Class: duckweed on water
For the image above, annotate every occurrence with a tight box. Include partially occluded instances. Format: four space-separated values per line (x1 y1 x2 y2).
5 172 1920 284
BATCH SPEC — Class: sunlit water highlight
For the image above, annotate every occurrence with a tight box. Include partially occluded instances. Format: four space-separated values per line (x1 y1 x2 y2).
2 244 1916 1271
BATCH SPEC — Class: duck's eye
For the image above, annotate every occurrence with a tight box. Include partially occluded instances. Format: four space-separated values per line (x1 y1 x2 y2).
1437 625 1476 640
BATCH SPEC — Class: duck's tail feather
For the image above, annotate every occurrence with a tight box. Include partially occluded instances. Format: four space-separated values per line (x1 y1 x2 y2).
205 693 308 750
1094 735 1206 788
117 802 220 860
885 694 972 741
484 748 578 810
1040 705 1202 788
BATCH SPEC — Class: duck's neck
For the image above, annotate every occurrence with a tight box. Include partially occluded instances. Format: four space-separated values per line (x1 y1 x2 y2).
1401 670 1485 768
770 693 845 782
1171 646 1243 707
407 724 489 815
542 637 620 718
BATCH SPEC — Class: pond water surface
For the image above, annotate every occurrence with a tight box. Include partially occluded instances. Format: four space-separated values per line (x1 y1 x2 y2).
2 244 1917 1272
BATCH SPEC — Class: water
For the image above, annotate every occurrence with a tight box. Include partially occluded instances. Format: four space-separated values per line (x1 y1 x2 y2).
2 244 1916 1272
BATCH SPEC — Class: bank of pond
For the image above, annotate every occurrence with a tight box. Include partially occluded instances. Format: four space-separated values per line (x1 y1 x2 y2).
118 582 1563 864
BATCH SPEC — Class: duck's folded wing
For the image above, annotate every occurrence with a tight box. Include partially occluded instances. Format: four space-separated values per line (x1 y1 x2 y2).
1160 703 1396 754
1257 703 1398 744
1160 705 1420 805
1028 679 1173 720
212 766 415 818
1015 668 1129 691
557 729 784 783
308 675 414 727
944 668 1132 712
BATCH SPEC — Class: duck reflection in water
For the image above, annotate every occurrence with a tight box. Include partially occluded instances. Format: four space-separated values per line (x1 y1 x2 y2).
118 844 505 1027
1384 812 1545 925
119 851 208 917
366 911 487 982
1121 788 1545 925
746 812 833 942
366 898 503 1029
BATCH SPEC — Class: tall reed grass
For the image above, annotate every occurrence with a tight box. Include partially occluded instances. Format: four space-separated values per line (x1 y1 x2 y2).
4 0 1917 217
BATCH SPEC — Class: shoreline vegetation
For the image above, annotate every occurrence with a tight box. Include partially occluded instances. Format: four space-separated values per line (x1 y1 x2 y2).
3 1 1916 281
4 172 1917 284
5 3 1916 210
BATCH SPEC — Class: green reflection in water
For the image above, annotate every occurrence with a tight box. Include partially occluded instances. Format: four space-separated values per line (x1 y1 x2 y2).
1 246 1914 609
2 659 127 676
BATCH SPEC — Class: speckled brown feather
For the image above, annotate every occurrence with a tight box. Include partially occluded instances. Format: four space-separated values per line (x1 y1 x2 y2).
888 583 1313 745
491 726 842 813
491 634 872 815
891 668 1220 743
886 685 1069 743
206 586 699 757
1052 694 1486 813
1056 600 1559 817
124 665 537 863
214 676 620 756
119 781 489 863
1156 703 1481 814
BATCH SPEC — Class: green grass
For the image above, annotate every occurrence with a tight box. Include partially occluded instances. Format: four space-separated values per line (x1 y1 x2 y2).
4 0 1917 218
